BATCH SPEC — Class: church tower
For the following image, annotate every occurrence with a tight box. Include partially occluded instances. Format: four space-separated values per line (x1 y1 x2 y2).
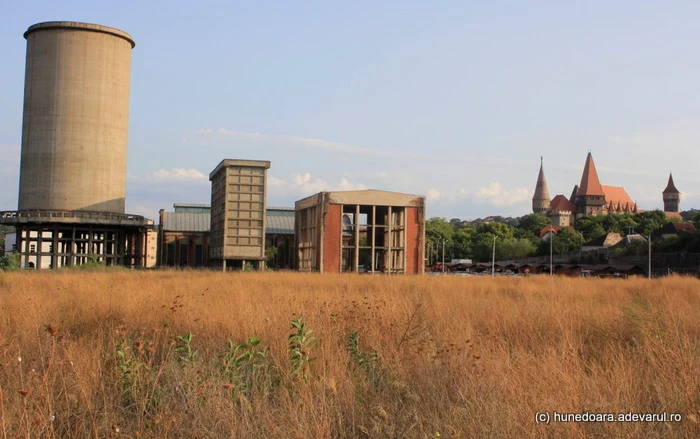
574 152 607 218
532 157 551 215
663 173 680 212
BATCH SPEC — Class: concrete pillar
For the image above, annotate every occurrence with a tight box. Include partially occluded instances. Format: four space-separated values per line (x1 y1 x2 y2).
354 205 360 272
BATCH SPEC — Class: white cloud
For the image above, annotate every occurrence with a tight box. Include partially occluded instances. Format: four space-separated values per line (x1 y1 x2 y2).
294 173 328 193
268 172 367 197
473 182 530 207
130 168 208 182
426 188 441 200
152 168 207 181
336 178 367 191
268 176 287 188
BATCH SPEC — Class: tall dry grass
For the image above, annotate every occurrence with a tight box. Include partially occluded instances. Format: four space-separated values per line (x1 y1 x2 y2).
0 270 698 438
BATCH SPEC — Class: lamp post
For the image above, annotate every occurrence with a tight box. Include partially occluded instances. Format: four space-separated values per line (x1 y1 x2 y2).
549 228 553 276
491 235 497 277
441 239 447 274
648 234 651 279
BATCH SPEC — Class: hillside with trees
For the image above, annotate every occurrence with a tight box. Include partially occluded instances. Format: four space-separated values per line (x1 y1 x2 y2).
426 210 698 263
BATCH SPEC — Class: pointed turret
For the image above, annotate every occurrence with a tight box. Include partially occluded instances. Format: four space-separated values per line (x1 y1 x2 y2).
532 157 551 215
663 173 679 194
574 152 607 217
576 152 605 197
663 173 680 212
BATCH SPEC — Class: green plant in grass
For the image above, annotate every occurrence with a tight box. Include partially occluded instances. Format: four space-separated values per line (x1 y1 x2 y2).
175 332 198 363
289 317 316 382
346 331 388 391
219 336 279 400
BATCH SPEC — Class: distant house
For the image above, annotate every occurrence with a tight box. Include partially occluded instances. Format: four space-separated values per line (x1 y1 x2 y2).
613 234 647 248
651 222 697 241
582 232 623 251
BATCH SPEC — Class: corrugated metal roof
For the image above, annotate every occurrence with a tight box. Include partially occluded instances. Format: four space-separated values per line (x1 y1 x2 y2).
163 212 211 232
174 203 210 208
162 210 295 234
267 213 294 235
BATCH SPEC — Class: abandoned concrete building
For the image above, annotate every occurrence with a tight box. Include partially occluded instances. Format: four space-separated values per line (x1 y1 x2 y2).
295 190 426 274
0 22 154 269
208 159 271 270
157 203 295 268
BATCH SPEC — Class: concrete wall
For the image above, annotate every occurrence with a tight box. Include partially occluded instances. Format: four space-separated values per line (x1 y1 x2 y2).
209 159 270 266
323 203 342 273
405 206 424 275
19 22 134 213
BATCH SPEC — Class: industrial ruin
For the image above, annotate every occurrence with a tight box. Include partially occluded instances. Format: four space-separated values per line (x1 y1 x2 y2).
0 22 153 268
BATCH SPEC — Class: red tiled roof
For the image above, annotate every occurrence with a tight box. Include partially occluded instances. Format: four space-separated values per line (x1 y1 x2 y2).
664 211 682 220
549 194 575 212
539 225 574 238
602 185 634 209
576 153 605 197
663 173 679 194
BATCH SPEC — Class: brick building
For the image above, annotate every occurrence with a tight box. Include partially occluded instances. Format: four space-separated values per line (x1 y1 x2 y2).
295 190 425 274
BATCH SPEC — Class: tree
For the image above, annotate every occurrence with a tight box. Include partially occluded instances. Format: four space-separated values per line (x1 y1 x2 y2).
425 217 455 264
554 228 583 254
476 222 513 240
633 210 669 236
0 253 19 271
575 216 606 241
516 214 551 237
471 233 497 262
265 246 278 268
498 237 536 260
451 226 476 259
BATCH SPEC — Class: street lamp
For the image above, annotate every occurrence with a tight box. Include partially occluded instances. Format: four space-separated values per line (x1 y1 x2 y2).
648 234 652 279
442 239 447 274
549 228 553 276
491 235 497 277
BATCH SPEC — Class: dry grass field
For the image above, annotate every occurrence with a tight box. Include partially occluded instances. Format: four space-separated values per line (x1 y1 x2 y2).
0 270 698 438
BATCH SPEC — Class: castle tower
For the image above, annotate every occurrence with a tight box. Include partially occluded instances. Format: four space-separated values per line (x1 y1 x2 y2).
574 152 606 218
663 173 680 212
532 157 551 215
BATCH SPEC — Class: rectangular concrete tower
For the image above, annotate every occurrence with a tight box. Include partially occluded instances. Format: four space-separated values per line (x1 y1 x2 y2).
209 159 270 270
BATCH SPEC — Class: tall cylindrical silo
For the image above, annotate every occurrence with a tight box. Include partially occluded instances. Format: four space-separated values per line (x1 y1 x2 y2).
18 21 135 213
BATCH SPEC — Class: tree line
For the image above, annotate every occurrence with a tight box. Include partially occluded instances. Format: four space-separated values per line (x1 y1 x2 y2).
426 210 699 264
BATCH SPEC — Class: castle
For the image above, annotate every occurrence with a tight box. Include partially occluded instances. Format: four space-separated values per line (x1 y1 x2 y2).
532 152 681 226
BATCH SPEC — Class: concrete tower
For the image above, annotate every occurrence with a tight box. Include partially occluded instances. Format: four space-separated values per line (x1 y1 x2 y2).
532 157 551 215
662 173 680 212
209 159 271 270
0 22 153 270
18 22 135 213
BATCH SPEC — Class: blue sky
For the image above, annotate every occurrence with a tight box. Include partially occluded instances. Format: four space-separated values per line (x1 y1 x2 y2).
1 1 699 220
